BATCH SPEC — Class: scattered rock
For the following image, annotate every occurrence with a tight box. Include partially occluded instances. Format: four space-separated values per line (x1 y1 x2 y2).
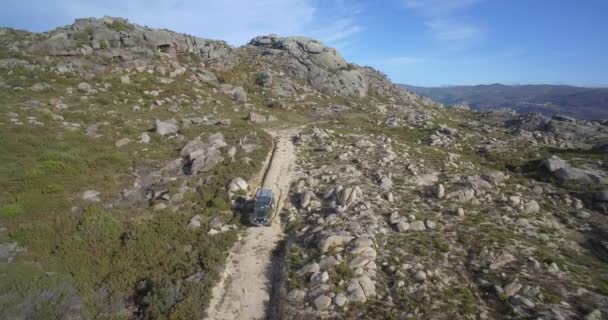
155 119 179 136
523 200 540 214
313 295 332 311
120 75 131 84
409 221 426 231
115 137 130 148
140 132 150 143
286 289 306 305
77 82 92 93
334 293 347 307
188 215 203 229
319 233 354 253
414 270 427 282
227 177 248 195
81 190 101 202
503 282 522 297
435 184 445 198
233 86 247 103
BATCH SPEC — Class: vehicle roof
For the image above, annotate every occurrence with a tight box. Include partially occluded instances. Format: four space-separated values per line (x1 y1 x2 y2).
256 188 273 198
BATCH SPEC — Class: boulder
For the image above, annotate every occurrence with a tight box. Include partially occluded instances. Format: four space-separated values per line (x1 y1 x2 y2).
482 171 507 185
0 242 18 259
81 190 100 202
84 124 100 137
286 289 306 305
188 215 203 229
346 276 375 303
319 256 340 271
227 177 248 194
233 86 247 103
337 186 362 206
523 200 540 214
305 41 324 54
307 284 329 301
414 271 427 282
300 190 314 208
247 111 268 124
357 275 376 297
466 175 493 190
195 69 219 84
346 279 366 303
396 221 410 232
543 156 568 172
191 149 224 174
311 271 329 285
313 295 332 311
319 233 354 253
144 30 173 47
297 263 320 276
489 253 515 270
334 293 347 307
115 138 130 148
348 256 370 269
208 217 225 231
585 310 603 320
140 132 151 143
409 221 426 231
180 137 207 158
435 184 445 198
554 167 594 185
379 176 393 190
503 282 522 297
77 82 92 92
155 119 179 136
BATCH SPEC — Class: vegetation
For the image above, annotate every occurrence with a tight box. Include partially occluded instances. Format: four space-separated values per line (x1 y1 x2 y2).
105 20 134 32
0 56 272 318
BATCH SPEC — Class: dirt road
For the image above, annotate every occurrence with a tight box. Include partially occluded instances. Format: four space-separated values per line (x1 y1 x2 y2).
205 129 296 320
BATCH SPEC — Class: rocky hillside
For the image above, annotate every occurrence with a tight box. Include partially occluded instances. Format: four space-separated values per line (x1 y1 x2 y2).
0 17 607 320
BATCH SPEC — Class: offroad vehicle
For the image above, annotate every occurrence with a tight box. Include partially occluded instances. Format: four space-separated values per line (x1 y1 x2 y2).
250 188 274 226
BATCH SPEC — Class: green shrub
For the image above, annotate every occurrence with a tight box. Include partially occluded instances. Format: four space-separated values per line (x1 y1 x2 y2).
72 31 91 46
105 20 133 32
41 183 64 194
207 196 230 210
333 263 354 282
0 204 25 219
58 209 124 287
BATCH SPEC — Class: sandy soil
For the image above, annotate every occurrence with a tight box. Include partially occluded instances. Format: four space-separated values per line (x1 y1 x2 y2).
205 129 296 320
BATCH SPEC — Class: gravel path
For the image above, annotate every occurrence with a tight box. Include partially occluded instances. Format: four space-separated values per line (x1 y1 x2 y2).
205 129 296 320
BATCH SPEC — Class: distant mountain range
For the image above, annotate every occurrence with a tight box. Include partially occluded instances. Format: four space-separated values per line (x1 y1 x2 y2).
401 84 608 120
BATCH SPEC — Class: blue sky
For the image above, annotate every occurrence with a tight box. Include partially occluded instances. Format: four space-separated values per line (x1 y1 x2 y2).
2 0 607 87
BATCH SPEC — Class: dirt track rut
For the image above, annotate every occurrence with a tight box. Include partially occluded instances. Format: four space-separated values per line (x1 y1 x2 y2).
205 129 295 320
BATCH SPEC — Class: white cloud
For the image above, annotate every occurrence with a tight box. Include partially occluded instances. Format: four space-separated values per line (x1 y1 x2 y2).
402 0 483 45
426 19 481 41
403 0 481 16
4 0 362 46
306 0 364 50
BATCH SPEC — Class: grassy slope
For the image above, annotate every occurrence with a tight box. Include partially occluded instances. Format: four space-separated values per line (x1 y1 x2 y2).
0 53 272 318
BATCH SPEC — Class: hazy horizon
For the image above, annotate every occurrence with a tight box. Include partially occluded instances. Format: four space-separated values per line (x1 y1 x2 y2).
402 83 608 88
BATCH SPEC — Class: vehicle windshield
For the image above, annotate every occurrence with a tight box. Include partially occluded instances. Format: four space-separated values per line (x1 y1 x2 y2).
255 196 271 217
